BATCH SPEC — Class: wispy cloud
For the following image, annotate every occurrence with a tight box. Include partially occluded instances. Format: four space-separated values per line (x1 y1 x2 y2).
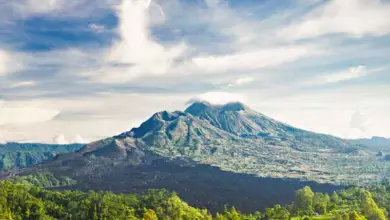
235 77 254 86
190 44 321 73
322 65 367 83
304 65 386 86
281 0 390 39
9 81 37 88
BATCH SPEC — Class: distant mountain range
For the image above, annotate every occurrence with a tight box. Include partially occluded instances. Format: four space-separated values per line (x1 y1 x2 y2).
1 102 389 212
353 136 390 150
0 142 83 169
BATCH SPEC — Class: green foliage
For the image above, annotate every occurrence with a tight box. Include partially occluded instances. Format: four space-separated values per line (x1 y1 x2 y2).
313 193 330 214
264 205 290 220
0 143 82 169
0 180 212 220
294 186 315 216
1 181 390 220
361 190 386 220
350 211 364 220
16 171 77 187
143 209 158 220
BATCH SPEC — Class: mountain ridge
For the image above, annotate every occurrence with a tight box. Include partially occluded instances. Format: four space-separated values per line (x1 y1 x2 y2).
43 101 388 185
102 101 354 155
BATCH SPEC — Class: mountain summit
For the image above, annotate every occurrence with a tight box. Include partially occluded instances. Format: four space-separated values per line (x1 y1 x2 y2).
185 101 249 115
84 101 353 158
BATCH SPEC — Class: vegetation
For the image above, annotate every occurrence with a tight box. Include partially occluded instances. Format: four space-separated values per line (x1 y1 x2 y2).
0 143 82 169
1 180 390 220
16 172 77 188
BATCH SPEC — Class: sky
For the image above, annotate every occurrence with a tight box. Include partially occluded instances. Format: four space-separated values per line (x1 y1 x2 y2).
0 0 389 144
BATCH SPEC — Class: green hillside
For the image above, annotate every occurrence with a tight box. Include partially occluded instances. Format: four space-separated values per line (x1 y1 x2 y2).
0 143 83 169
1 179 389 219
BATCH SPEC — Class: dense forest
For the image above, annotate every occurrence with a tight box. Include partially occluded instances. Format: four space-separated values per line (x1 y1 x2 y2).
1 180 390 219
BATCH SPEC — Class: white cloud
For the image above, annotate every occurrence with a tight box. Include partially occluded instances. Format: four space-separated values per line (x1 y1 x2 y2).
191 45 320 73
281 0 390 39
0 49 24 76
323 65 367 83
10 0 80 16
0 93 190 143
71 135 90 144
204 0 220 8
0 50 10 76
235 77 254 86
194 92 248 105
53 134 69 145
226 77 255 88
0 101 60 126
53 134 89 144
96 0 187 83
1 0 389 143
304 65 385 86
0 50 12 76
9 81 37 88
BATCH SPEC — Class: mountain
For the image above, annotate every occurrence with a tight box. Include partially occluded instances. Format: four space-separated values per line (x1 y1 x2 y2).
77 101 381 185
352 137 390 151
113 101 352 154
0 142 83 169
184 102 350 150
1 102 389 212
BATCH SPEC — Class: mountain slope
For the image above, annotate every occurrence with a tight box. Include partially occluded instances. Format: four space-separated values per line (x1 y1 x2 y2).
0 143 83 169
48 101 387 185
352 137 390 151
184 102 351 151
2 145 340 213
108 101 354 156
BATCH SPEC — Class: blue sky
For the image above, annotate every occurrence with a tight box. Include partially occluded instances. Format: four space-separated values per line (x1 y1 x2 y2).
0 0 389 143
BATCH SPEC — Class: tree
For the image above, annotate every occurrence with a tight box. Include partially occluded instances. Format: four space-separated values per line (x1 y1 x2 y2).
313 193 328 214
331 192 340 204
349 211 364 220
342 212 350 220
223 207 241 220
264 205 290 220
143 209 158 220
361 190 386 220
294 186 315 216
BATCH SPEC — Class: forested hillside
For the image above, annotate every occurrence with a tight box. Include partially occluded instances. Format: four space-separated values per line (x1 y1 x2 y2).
1 180 389 220
0 143 83 169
